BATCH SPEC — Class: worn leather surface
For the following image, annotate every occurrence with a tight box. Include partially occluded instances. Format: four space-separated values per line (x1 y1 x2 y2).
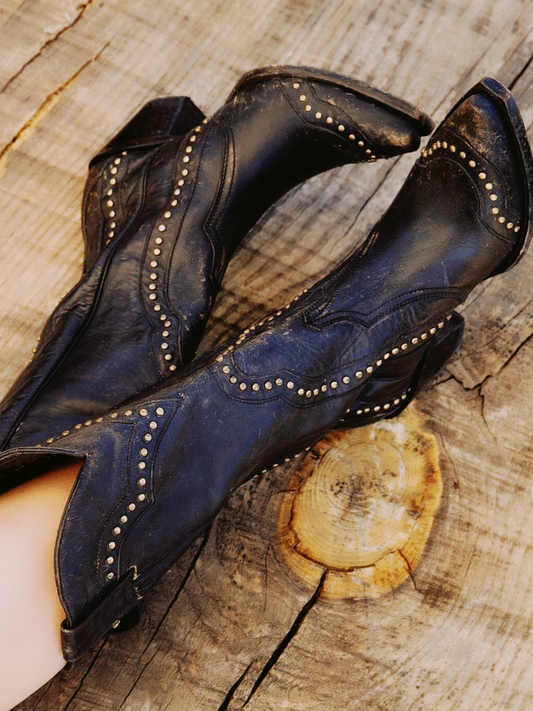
0 77 529 662
0 66 432 451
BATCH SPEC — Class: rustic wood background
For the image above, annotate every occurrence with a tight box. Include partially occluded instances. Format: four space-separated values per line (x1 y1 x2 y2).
3 0 533 708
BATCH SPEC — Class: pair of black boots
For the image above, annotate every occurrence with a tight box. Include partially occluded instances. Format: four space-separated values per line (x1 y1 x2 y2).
0 66 530 662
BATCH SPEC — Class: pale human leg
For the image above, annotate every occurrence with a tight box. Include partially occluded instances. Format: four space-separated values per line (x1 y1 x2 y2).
0 459 80 711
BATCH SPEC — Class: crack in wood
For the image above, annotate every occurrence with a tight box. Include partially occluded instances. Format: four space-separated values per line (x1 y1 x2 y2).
0 0 101 95
217 661 255 711
0 42 109 177
509 45 533 90
241 570 327 708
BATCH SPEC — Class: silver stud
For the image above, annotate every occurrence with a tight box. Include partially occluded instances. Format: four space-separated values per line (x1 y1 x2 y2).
222 365 230 374
46 437 54 443
498 216 505 224
364 408 370 413
106 556 114 565
178 178 185 186
149 294 157 301
109 178 117 185
491 207 499 214
108 541 116 550
305 104 312 112
150 261 158 269
144 433 152 442
137 494 146 502
365 148 371 154
182 169 189 177
450 145 456 152
326 117 333 124
162 330 169 338
62 430 70 436
164 354 172 361
149 421 157 430
229 376 237 384
514 226 520 232
140 408 148 416
110 222 116 229
478 172 487 180
110 167 118 175
297 388 305 396
183 156 190 164
459 151 466 159
338 124 345 132
356 410 363 415
286 381 295 390
411 337 419 345
185 145 193 154
442 141 448 149
138 478 147 486
293 82 300 89
170 365 177 371
306 390 312 397
438 322 444 329
161 343 169 350
113 527 121 535
155 237 163 245
96 417 104 423
394 398 400 405
430 327 436 335
321 384 327 392
315 111 322 119
374 406 381 412
264 381 273 390
401 393 407 400
106 199 114 208
376 360 383 367
489 194 498 201
299 94 306 102
120 515 128 524
107 572 115 580
140 448 148 457
252 383 260 391
384 353 390 359
239 383 247 391
469 160 476 168
365 366 373 374
158 224 166 232
392 347 399 355
138 462 146 470
128 503 136 511
485 183 493 190
330 381 338 389
358 140 364 147
342 376 350 384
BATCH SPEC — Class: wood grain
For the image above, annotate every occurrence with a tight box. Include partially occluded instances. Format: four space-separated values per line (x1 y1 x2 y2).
1 0 533 709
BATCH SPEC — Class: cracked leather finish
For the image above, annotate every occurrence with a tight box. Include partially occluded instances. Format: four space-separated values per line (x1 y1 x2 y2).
0 66 433 451
0 77 528 663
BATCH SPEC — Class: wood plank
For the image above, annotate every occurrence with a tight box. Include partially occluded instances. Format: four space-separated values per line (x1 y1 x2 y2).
3 0 533 709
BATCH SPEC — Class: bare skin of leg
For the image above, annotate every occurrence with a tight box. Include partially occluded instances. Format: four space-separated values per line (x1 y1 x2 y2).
0 459 80 711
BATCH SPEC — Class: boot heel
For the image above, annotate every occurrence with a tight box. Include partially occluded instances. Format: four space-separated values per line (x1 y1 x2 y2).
336 312 464 429
90 96 206 166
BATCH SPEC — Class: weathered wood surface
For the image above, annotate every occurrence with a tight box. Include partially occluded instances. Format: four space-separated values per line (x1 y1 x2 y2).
2 0 533 708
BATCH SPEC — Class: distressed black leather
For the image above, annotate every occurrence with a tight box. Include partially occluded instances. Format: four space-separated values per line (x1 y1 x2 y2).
0 66 433 451
0 77 529 662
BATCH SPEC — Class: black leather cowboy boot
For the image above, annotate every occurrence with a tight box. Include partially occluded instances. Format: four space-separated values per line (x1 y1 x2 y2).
0 66 433 450
0 77 528 662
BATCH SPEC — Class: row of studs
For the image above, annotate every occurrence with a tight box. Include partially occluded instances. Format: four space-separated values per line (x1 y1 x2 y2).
260 446 311 474
421 139 520 234
104 152 128 245
291 81 377 161
104 405 166 580
43 404 164 445
346 390 408 417
147 119 209 372
218 314 452 397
